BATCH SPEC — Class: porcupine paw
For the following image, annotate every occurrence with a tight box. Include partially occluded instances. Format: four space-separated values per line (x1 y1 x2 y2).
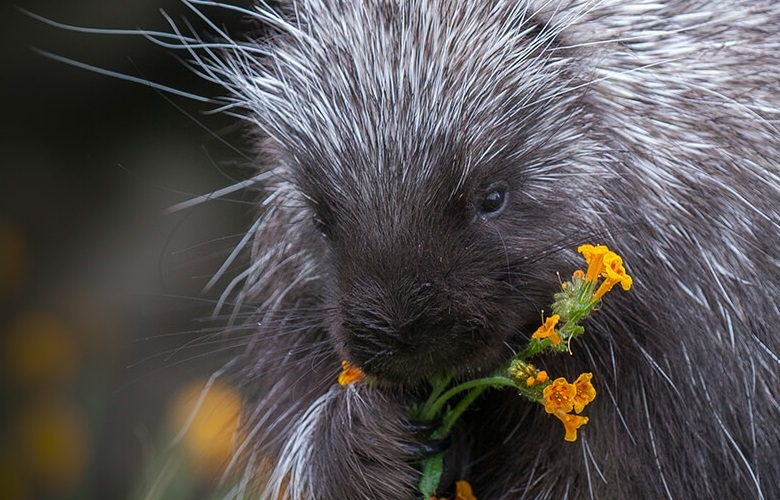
403 418 451 458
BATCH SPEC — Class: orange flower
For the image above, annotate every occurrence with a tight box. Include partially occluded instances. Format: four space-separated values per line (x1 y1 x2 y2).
552 409 589 442
541 374 595 441
510 362 549 387
531 315 562 346
593 251 633 300
542 377 575 414
338 360 365 386
527 370 549 387
571 373 596 414
455 480 477 500
577 244 610 282
528 370 549 387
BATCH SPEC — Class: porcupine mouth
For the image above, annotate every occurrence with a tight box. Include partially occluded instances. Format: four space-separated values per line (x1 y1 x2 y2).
349 329 518 388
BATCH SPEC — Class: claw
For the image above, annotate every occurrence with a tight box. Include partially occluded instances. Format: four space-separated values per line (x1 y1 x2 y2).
405 419 439 434
403 435 451 458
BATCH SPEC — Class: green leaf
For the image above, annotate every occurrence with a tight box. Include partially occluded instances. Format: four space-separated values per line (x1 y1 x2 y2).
418 453 444 498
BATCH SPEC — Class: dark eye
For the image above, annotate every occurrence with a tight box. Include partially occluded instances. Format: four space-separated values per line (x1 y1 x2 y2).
479 182 509 217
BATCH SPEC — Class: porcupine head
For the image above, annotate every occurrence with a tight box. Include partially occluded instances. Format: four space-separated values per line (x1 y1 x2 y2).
228 1 610 496
249 1 598 381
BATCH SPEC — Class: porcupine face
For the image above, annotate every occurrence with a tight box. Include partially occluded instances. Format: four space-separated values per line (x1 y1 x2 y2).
308 144 548 385
304 134 556 385
263 2 593 384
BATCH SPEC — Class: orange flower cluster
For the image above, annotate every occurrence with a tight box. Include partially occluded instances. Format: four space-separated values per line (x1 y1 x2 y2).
511 361 549 387
577 244 633 300
338 360 365 386
430 480 477 500
526 369 548 387
542 373 596 442
531 314 561 346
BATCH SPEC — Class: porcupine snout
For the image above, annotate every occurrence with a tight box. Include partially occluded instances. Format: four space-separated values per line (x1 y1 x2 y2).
325 206 525 385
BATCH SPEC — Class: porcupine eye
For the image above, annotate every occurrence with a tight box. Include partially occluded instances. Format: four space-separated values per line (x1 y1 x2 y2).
478 181 509 217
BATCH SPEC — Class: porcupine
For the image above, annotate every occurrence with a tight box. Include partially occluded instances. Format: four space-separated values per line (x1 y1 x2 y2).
154 0 780 498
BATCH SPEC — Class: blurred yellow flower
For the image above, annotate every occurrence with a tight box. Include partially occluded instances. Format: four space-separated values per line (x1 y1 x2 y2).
542 377 575 414
168 379 245 482
531 315 561 346
572 373 596 414
0 450 31 500
4 310 78 388
552 410 589 442
14 396 90 494
338 360 365 386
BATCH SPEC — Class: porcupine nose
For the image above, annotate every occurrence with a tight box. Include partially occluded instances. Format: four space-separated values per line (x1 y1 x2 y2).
339 276 458 379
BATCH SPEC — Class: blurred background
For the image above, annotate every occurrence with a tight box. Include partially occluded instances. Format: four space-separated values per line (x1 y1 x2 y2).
2 1 261 498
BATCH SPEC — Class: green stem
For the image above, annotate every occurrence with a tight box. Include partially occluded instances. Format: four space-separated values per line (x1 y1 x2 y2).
427 376 516 419
418 385 490 498
417 373 453 420
517 339 549 359
439 386 487 437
